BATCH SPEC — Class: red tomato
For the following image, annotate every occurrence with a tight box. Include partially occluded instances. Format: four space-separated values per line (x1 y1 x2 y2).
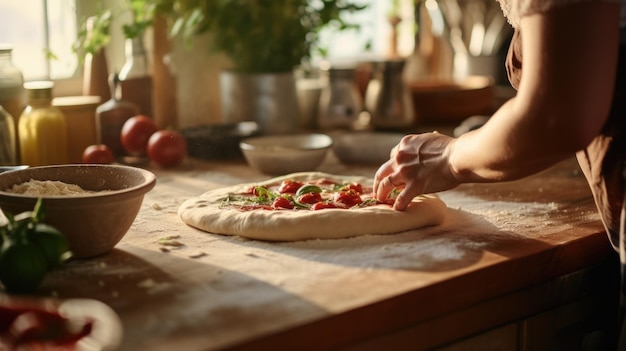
278 180 303 194
147 130 187 168
272 197 294 209
334 190 363 208
120 115 159 156
311 202 337 210
82 144 115 164
341 182 363 194
297 192 322 204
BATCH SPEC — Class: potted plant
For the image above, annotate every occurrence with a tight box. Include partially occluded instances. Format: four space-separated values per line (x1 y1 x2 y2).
151 0 366 133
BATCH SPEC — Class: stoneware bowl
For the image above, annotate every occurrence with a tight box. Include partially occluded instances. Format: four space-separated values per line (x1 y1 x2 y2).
180 121 261 160
332 131 404 165
0 164 156 258
240 133 333 175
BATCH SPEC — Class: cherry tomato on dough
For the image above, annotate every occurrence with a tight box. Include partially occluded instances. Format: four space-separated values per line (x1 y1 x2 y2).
120 115 159 156
297 192 322 204
333 190 363 208
272 197 294 209
147 130 187 168
82 144 115 164
311 202 337 210
278 180 303 194
340 182 363 194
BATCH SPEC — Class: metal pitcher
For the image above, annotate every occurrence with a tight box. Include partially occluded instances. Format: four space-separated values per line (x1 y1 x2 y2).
365 59 415 130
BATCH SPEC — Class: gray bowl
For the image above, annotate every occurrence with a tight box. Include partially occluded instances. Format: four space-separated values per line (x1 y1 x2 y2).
240 133 333 175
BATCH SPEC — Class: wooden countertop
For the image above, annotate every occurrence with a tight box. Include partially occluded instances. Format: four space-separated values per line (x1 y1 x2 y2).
2 154 617 350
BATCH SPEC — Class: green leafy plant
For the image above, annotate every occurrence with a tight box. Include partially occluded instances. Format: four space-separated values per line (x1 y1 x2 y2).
153 0 367 73
73 0 154 58
73 9 113 57
0 199 71 294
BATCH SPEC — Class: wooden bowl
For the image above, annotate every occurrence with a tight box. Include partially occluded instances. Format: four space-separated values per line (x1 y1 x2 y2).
0 164 156 258
409 76 495 124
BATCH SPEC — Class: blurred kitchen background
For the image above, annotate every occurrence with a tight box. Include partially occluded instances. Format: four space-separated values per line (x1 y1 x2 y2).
0 0 514 141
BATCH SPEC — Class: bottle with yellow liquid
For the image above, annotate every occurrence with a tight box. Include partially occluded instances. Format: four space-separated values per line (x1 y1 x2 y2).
19 81 69 166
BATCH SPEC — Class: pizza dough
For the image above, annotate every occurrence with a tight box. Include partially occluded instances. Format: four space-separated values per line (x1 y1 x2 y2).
178 172 447 241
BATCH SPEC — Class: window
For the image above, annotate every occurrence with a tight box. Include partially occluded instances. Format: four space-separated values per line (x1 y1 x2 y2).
0 0 78 81
318 0 415 60
0 0 415 96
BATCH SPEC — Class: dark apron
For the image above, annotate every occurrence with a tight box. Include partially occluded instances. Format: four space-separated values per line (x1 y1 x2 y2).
506 29 626 251
506 26 626 349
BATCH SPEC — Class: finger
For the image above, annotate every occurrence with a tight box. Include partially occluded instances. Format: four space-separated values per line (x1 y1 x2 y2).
389 144 399 158
373 160 393 194
393 181 423 211
375 176 397 202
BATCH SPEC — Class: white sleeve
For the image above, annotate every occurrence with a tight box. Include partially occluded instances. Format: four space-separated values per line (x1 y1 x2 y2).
497 0 623 28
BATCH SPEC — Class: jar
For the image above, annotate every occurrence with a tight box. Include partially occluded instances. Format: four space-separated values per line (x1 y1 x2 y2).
53 96 101 163
317 62 364 130
19 81 69 166
0 105 17 165
96 73 139 158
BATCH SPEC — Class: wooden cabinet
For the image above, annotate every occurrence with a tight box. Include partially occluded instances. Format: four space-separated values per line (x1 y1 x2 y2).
345 258 619 351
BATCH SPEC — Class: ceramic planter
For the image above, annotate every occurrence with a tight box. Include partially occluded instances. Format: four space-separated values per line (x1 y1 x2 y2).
220 71 300 134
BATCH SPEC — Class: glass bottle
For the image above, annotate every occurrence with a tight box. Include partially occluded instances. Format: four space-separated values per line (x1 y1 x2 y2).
0 45 26 121
0 105 17 165
317 62 363 130
19 81 69 166
119 36 153 117
96 73 139 158
0 45 26 162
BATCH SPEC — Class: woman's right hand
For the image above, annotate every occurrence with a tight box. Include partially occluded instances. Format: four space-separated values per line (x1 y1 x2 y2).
373 132 460 211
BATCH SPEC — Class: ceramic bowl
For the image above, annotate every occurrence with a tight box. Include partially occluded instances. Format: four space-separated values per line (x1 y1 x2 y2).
332 131 403 165
409 75 495 124
240 133 333 175
0 164 156 258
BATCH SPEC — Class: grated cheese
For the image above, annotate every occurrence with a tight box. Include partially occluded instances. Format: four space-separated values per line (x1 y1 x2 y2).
6 179 98 196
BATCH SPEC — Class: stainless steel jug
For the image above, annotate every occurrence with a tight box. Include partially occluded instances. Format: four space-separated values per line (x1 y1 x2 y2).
366 59 415 130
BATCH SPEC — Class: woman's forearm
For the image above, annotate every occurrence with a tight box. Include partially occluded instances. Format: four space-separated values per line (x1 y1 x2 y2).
449 2 619 184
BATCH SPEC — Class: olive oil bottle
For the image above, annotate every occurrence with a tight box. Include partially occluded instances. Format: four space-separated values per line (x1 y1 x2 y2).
18 81 69 166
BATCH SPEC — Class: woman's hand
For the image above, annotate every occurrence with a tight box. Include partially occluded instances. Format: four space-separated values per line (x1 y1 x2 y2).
373 132 460 211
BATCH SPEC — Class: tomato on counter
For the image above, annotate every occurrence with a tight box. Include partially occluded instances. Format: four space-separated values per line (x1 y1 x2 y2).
82 144 115 164
147 130 187 168
121 115 159 156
